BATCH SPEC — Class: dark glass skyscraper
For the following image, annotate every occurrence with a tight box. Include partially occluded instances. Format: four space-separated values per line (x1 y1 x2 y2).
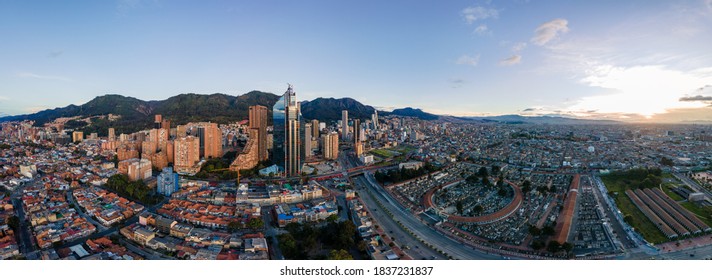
272 84 303 177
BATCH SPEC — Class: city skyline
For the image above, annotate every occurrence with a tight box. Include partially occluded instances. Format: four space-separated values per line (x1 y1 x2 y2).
1 1 712 123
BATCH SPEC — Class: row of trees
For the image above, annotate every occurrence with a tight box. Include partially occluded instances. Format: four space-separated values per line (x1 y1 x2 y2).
105 174 162 205
374 162 438 184
605 168 663 189
227 217 264 232
277 220 359 260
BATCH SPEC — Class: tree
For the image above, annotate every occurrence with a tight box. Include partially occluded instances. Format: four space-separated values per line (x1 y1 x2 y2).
326 214 339 223
328 249 353 260
7 216 20 231
247 217 264 230
477 167 488 178
531 240 545 250
491 165 500 176
228 221 242 232
473 204 483 214
542 225 555 236
561 242 573 252
528 224 541 236
522 180 532 194
278 233 301 259
623 215 633 225
456 201 464 215
547 241 561 252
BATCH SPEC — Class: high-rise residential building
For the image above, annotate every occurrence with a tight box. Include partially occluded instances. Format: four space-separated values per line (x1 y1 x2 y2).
161 119 171 131
249 105 268 162
353 119 361 145
323 132 339 160
108 128 116 141
230 128 260 172
119 158 152 181
304 123 313 158
154 114 163 129
72 131 84 143
176 125 187 138
272 84 303 177
157 167 179 196
341 110 349 140
197 123 222 159
174 136 200 175
310 119 320 138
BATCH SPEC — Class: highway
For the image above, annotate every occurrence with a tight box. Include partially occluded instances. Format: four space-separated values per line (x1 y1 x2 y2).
674 172 712 201
353 175 444 260
354 172 504 260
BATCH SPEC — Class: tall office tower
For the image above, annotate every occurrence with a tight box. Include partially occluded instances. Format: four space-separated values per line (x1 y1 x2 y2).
108 128 116 141
249 105 268 162
322 132 339 160
174 136 200 174
341 110 349 140
304 123 313 157
310 119 320 139
154 115 163 129
353 119 361 145
273 84 303 177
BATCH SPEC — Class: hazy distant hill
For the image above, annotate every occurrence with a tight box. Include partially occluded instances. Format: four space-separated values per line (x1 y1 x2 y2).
462 115 620 125
300 97 376 122
380 107 439 121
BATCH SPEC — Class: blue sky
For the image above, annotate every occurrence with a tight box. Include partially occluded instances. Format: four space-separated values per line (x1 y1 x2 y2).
1 0 712 122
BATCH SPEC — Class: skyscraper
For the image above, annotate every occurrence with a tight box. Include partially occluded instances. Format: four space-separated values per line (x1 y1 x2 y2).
341 110 349 140
310 119 320 139
108 127 116 141
174 136 200 175
305 123 313 157
353 119 361 145
272 84 303 177
249 105 268 162
197 123 222 159
323 131 339 160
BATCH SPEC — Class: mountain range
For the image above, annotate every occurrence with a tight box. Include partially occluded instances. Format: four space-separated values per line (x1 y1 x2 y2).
0 92 620 135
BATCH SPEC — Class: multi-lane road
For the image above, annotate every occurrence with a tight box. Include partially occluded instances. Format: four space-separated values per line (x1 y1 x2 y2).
354 172 505 260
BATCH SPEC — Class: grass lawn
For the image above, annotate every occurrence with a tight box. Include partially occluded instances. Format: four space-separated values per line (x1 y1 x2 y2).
680 202 712 228
601 176 668 244
370 149 396 158
661 184 684 201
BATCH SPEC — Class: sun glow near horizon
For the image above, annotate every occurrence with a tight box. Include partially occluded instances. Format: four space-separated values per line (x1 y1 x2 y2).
566 65 712 119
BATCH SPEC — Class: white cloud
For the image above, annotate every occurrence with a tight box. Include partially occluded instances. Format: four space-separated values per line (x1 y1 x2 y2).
568 64 712 117
0 96 9 101
474 24 490 35
511 42 527 53
461 6 498 24
449 78 466 88
707 0 712 10
531 19 569 46
16 72 72 82
499 55 522 66
456 54 480 66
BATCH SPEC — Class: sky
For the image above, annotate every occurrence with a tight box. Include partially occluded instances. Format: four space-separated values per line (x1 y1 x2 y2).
1 0 712 122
